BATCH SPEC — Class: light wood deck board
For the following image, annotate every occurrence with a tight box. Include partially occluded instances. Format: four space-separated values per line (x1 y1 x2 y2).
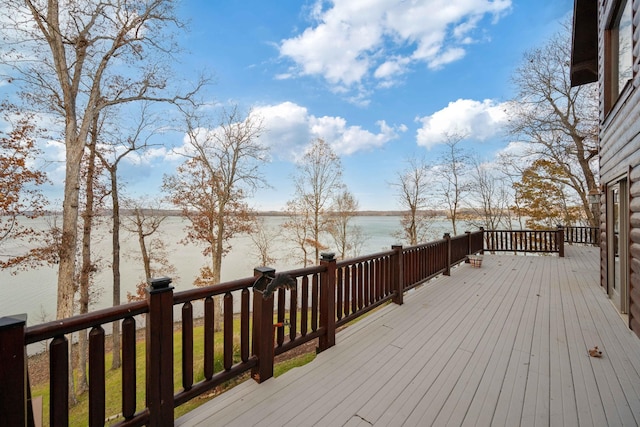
176 247 640 427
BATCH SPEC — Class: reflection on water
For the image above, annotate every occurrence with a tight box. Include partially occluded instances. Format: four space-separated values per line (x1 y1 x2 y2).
1 215 453 325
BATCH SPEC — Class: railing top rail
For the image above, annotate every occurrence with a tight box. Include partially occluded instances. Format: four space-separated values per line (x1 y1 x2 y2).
486 228 560 232
279 264 325 278
173 276 256 304
450 234 469 241
336 249 395 268
25 300 148 344
404 238 447 251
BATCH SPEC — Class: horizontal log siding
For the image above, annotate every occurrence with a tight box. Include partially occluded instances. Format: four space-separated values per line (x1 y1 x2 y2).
630 164 640 338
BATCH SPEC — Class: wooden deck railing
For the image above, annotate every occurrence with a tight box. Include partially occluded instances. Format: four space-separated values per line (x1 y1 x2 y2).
564 226 600 246
0 226 585 426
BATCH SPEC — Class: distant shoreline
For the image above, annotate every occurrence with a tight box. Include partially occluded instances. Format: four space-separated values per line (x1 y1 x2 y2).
32 209 450 217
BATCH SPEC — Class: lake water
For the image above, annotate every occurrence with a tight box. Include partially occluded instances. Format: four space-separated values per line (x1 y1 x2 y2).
0 215 454 326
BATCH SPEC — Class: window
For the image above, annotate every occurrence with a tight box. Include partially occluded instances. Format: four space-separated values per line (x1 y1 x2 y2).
606 0 633 112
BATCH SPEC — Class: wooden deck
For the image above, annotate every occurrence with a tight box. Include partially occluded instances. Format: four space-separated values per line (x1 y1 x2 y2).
176 247 640 426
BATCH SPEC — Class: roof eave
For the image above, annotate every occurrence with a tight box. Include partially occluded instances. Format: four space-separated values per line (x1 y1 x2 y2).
570 0 598 87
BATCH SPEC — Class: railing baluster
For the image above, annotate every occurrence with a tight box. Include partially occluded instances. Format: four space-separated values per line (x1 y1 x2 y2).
277 288 285 347
344 266 351 317
204 296 214 379
122 317 136 419
50 336 69 427
289 286 298 342
301 276 309 337
182 302 194 390
89 326 105 427
336 267 343 321
357 263 364 310
312 273 319 332
241 289 250 362
351 265 358 313
364 260 370 305
224 292 233 370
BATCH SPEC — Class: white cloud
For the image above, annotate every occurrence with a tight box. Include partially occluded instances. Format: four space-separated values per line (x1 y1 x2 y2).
158 101 405 165
279 0 511 94
416 98 508 148
252 101 406 158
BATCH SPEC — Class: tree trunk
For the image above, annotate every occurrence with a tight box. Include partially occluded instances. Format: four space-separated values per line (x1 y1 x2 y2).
77 124 99 393
212 218 224 331
111 168 122 369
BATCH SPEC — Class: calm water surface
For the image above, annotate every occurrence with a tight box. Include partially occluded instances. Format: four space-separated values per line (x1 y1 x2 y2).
0 215 453 325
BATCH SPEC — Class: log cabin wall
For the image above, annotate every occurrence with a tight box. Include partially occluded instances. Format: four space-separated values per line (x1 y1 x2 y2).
597 0 640 336
630 165 640 334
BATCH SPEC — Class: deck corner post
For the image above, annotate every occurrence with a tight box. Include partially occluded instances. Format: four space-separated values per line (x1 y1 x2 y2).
392 245 404 305
465 231 472 262
252 267 275 383
557 225 565 257
145 277 174 427
0 314 28 427
479 227 485 254
319 252 337 352
444 233 452 276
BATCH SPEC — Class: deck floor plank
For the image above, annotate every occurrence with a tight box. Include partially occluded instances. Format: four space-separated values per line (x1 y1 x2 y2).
176 247 640 427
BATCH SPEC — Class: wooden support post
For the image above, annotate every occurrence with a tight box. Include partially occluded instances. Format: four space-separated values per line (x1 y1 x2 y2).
392 245 404 305
557 225 565 257
444 233 452 276
145 277 174 427
252 267 275 383
0 314 28 427
319 252 336 352
465 231 472 261
480 227 485 254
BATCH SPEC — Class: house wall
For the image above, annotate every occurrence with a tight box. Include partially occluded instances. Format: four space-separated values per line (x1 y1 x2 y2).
597 0 640 336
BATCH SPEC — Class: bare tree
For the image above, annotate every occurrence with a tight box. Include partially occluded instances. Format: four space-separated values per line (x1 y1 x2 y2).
94 104 160 369
434 133 471 235
326 190 365 260
76 116 108 395
465 160 511 231
1 0 204 320
289 138 343 265
283 198 314 268
163 106 267 329
122 200 177 302
392 157 435 245
507 21 599 227
250 217 279 267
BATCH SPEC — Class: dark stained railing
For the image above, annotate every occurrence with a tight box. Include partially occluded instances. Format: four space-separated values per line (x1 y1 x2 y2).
2 227 584 427
564 226 599 246
484 228 564 255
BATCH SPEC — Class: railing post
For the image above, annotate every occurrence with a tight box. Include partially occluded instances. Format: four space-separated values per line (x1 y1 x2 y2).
392 245 404 305
444 233 451 276
319 252 336 352
145 277 174 427
480 227 485 254
557 225 565 257
465 231 471 262
0 314 28 427
252 267 275 383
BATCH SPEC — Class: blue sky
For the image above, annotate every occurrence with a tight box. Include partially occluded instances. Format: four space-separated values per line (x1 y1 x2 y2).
36 0 575 211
